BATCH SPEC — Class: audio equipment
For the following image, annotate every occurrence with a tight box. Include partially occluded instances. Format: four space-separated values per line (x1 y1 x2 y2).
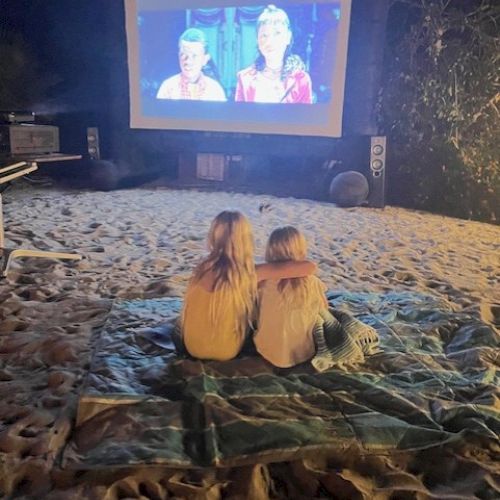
0 111 35 124
0 124 59 155
86 127 100 160
368 136 386 208
196 153 226 181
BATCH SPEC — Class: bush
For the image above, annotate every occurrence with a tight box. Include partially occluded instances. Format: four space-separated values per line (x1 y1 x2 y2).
380 0 499 223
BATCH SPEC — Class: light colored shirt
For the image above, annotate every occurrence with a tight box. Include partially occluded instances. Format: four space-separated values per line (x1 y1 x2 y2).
254 276 327 368
182 284 243 361
156 74 226 101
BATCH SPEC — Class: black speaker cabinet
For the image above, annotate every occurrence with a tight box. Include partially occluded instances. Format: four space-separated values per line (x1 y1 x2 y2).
325 135 387 208
367 136 386 208
86 127 100 160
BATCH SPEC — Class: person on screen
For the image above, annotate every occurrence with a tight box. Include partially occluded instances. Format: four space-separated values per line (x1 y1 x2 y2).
235 5 312 104
156 28 226 101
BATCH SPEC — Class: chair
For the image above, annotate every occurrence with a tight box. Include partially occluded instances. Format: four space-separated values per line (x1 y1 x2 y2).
0 161 82 277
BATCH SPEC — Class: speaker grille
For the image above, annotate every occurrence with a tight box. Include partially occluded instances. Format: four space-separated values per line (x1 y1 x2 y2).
87 127 100 160
368 136 387 208
371 158 384 171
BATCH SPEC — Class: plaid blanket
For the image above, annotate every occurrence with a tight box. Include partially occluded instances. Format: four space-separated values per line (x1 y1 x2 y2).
62 291 499 469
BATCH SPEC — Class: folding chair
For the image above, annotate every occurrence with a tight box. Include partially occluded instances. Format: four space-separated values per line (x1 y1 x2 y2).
0 161 82 277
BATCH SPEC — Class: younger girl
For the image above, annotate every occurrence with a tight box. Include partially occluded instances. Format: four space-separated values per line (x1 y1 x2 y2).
157 28 226 101
254 226 336 368
181 211 316 361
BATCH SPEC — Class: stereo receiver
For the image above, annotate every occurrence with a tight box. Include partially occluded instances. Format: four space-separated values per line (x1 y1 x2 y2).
0 124 60 155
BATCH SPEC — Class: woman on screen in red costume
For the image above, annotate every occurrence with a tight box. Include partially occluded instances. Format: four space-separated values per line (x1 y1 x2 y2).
157 28 226 101
235 5 312 104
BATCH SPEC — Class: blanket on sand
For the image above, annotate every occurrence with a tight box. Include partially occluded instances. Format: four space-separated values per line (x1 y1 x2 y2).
62 291 499 469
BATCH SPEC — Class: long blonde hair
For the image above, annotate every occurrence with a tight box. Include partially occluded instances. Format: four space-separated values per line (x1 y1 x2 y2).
184 211 257 337
265 226 318 308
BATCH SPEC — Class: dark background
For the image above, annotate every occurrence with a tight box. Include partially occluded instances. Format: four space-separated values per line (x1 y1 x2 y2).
0 0 389 196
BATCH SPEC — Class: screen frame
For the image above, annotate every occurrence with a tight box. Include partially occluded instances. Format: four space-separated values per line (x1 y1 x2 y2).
125 0 352 138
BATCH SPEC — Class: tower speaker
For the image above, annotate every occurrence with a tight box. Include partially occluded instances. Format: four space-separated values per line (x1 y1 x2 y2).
86 127 100 160
367 136 386 208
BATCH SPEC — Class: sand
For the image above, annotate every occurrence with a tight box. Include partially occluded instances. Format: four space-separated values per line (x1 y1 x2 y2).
0 182 498 499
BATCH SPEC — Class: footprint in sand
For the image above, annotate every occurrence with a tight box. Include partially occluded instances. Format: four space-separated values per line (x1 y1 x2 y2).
480 303 500 326
423 279 449 290
40 339 78 365
394 271 417 283
47 370 77 395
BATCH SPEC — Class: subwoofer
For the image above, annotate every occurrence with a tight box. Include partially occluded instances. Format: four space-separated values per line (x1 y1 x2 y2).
367 136 386 208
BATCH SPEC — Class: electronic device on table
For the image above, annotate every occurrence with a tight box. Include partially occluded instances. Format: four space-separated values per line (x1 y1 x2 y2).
0 111 59 156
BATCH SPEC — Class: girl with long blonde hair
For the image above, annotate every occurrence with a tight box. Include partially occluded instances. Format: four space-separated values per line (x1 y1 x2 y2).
254 226 338 368
182 212 316 361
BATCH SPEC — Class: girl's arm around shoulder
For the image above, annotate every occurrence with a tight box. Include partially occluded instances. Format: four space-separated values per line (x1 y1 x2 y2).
256 260 317 282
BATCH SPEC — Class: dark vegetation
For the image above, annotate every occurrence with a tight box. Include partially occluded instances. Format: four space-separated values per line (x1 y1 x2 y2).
381 0 499 222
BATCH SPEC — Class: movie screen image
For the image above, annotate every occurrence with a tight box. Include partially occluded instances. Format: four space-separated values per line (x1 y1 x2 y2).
126 0 352 137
